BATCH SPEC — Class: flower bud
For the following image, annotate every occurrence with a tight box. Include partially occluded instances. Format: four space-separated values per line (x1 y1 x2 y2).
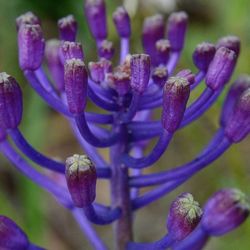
167 11 188 52
130 54 151 94
60 41 84 64
18 24 45 70
156 39 171 65
16 11 40 30
98 40 115 60
0 72 22 130
89 58 112 83
201 189 250 236
58 15 77 42
65 154 97 207
152 66 168 87
167 193 202 241
205 47 237 90
113 6 131 38
84 0 107 40
224 89 250 142
192 42 216 71
217 35 240 58
0 215 29 250
220 75 250 127
64 59 88 115
176 69 195 85
162 76 190 132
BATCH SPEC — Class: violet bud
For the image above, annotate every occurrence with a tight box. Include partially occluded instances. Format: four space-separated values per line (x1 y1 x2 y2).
217 35 240 58
65 154 97 207
18 24 45 71
0 72 22 130
192 42 216 71
130 54 151 94
58 15 77 42
89 58 112 83
176 69 195 85
0 215 29 250
201 189 250 236
162 76 190 132
98 40 115 60
16 11 40 30
64 59 88 115
167 193 202 242
220 75 250 127
167 11 188 52
60 41 84 64
152 66 168 87
205 47 237 90
224 88 250 142
112 6 131 38
156 39 171 65
84 0 107 40
45 39 64 91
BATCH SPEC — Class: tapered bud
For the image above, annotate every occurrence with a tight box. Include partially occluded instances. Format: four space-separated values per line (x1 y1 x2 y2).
193 42 216 71
60 41 84 64
224 89 250 142
18 24 45 70
16 11 40 30
0 215 29 250
0 73 22 130
84 0 107 40
64 59 88 115
162 76 190 132
89 58 112 83
58 15 77 42
202 189 250 236
167 193 202 241
98 40 115 60
113 6 131 38
130 54 151 94
156 39 171 65
167 11 188 52
217 35 240 58
220 75 250 127
152 66 168 87
205 47 237 90
176 69 195 85
65 154 97 207
45 39 64 91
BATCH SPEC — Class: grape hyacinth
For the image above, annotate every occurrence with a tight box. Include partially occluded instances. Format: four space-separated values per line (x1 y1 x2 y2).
0 0 250 249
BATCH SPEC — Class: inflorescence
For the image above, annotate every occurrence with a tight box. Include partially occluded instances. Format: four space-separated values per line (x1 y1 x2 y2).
0 0 250 249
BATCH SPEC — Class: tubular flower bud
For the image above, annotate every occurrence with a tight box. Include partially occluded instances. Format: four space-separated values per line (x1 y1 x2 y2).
192 42 216 71
167 11 188 52
64 59 88 115
217 35 240 58
58 15 77 42
220 75 250 127
162 76 190 132
84 0 107 40
0 216 29 250
65 154 97 207
205 47 237 90
152 66 168 87
89 58 112 83
176 69 195 85
60 41 84 64
112 6 131 38
201 189 250 236
130 54 151 94
18 24 45 71
156 39 171 65
0 73 22 130
98 40 115 60
224 89 250 142
167 193 202 241
16 11 40 30
45 39 64 91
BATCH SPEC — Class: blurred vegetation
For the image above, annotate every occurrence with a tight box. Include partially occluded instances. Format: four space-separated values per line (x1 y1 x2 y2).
0 0 250 249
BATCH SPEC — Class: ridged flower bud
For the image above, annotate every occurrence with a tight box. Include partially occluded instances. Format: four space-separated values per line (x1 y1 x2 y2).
217 35 240 58
18 24 45 70
98 40 115 60
0 73 22 130
176 69 195 85
201 189 250 236
89 58 112 83
65 154 97 207
167 193 202 241
156 39 171 65
16 11 40 30
112 6 131 38
162 76 190 132
193 42 216 71
58 15 77 42
205 47 237 90
60 41 84 64
152 66 168 87
64 59 88 115
167 11 188 52
84 0 107 40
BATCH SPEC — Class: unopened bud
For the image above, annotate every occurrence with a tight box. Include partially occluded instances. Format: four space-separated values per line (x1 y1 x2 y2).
217 35 240 58
16 11 40 30
60 41 84 64
58 15 77 42
98 40 115 60
89 58 112 83
152 66 168 87
176 69 195 85
156 39 171 65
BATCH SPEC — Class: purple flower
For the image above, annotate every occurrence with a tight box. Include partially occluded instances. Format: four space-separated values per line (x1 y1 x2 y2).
58 15 78 42
89 58 112 83
98 40 115 60
16 11 40 30
60 41 84 64
217 35 240 58
156 39 171 65
152 66 168 87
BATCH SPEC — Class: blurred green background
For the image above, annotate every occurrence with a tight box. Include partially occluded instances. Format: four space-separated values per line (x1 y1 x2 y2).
0 0 250 249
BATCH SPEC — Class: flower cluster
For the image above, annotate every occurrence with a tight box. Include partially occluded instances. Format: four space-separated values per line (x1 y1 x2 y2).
0 0 250 249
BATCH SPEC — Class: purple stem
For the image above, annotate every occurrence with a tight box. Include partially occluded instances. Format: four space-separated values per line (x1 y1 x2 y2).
120 38 130 64
85 112 114 124
190 71 206 90
167 52 181 75
27 243 45 250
